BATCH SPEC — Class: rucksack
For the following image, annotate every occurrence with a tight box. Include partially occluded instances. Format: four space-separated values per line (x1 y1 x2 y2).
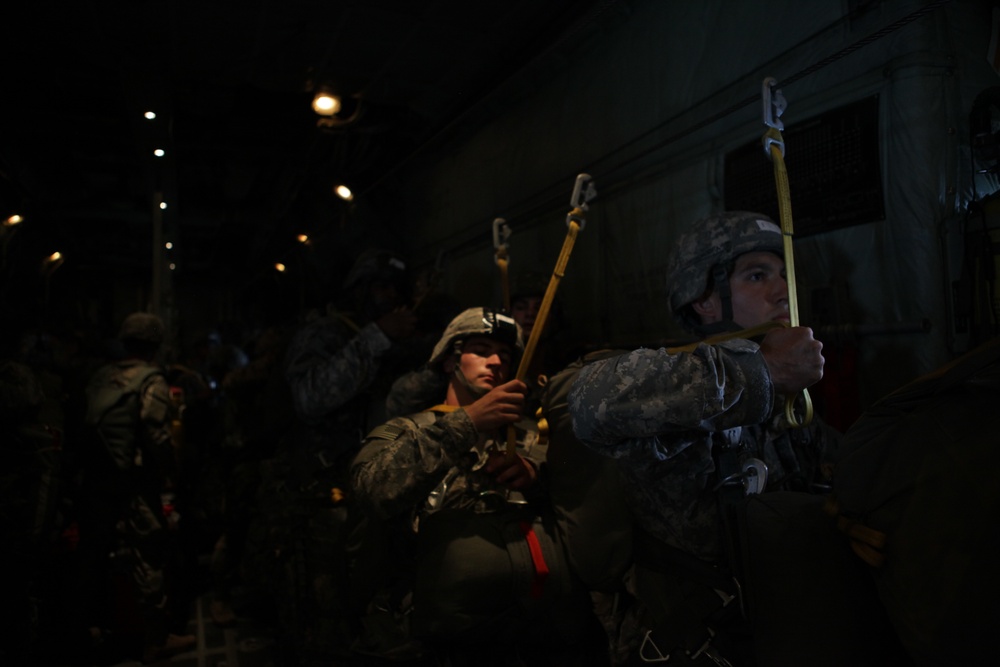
829 336 1000 665
537 349 635 593
83 363 164 473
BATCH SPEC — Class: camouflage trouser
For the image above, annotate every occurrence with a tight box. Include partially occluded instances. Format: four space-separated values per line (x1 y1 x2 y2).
243 456 366 665
116 493 171 648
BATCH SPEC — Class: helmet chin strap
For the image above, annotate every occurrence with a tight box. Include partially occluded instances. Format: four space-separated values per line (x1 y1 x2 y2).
693 264 740 336
453 365 490 399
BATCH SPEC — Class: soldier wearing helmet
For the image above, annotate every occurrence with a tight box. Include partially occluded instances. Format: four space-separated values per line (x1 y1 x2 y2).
76 312 195 660
277 247 417 661
350 308 596 663
568 212 842 665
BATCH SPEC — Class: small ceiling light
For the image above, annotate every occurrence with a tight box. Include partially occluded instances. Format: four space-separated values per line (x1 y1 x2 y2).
3 214 23 227
153 149 165 157
275 262 286 272
144 111 156 120
297 234 309 244
41 250 65 276
169 262 177 271
159 201 168 210
165 242 173 250
312 87 341 116
334 184 353 201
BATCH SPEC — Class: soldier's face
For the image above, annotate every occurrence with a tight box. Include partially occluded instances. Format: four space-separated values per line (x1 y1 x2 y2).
694 251 789 329
451 335 513 390
511 295 542 338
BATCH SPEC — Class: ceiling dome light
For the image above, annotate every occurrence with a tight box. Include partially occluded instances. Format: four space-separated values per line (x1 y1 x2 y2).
275 262 287 272
312 88 341 116
334 184 353 201
153 149 165 157
3 214 23 227
144 111 156 120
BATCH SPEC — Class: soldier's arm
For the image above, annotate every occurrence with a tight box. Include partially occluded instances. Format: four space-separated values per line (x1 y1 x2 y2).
350 411 478 520
284 319 392 421
569 339 773 450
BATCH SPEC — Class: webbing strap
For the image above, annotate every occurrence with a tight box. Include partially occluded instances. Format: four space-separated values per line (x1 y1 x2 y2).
519 520 550 599
496 247 511 313
763 81 813 428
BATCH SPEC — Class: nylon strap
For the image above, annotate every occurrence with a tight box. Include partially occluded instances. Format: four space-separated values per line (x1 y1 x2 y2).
519 520 550 599
763 82 814 428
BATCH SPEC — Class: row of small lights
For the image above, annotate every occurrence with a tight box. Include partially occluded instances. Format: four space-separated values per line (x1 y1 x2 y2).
272 88 355 274
143 90 357 276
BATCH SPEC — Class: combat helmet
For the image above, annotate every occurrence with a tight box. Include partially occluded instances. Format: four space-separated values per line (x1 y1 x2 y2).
118 312 166 345
429 307 523 368
342 248 407 292
665 211 782 333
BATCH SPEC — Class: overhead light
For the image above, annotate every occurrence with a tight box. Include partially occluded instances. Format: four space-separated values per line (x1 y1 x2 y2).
297 234 310 244
159 201 167 210
312 87 341 116
153 149 165 157
41 250 64 276
165 242 173 250
334 184 353 201
144 111 156 120
3 213 23 227
275 262 287 272
169 262 177 271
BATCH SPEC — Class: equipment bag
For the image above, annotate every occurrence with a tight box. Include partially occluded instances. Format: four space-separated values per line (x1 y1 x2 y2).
830 336 1000 665
84 364 164 473
537 349 635 593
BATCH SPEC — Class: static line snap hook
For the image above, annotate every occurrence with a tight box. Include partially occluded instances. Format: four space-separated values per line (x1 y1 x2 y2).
567 173 596 228
492 217 510 252
762 78 786 160
762 77 785 131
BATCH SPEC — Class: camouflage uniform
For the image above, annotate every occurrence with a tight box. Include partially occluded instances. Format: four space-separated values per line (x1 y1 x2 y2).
568 213 841 664
77 314 179 654
351 308 601 666
569 340 836 562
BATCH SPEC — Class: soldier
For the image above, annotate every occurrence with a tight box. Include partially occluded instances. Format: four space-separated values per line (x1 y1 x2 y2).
271 248 417 664
351 307 600 666
76 312 194 663
568 212 896 666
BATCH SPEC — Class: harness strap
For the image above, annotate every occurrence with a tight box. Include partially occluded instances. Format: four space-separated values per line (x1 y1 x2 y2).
519 520 550 599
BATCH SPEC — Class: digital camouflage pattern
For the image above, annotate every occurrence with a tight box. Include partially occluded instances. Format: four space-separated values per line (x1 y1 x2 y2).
427 307 522 368
352 409 542 526
665 211 782 329
569 339 838 562
284 311 393 429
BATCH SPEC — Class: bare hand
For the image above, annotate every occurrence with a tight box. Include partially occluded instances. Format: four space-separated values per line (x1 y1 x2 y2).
759 326 824 395
484 451 537 490
376 307 417 341
462 379 527 432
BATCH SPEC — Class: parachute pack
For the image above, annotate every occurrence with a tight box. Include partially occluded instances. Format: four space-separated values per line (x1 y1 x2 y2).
83 363 164 474
829 336 1000 665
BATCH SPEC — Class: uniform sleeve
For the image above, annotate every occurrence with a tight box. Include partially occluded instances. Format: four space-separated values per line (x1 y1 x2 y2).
351 410 478 520
569 339 774 457
284 319 392 421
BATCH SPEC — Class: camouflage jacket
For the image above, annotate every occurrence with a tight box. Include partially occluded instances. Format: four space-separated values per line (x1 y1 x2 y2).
568 338 838 562
284 311 392 431
351 408 544 531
